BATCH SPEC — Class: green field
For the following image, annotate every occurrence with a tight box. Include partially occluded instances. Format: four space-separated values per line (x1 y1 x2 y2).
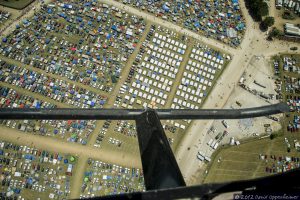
203 134 300 184
0 0 34 10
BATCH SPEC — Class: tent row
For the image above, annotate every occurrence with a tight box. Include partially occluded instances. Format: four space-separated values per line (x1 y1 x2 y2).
186 64 217 75
146 49 183 62
154 33 187 50
148 44 184 62
134 73 173 87
141 61 179 75
127 88 166 106
189 56 223 69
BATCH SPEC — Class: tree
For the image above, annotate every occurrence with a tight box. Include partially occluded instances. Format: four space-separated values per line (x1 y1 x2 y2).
270 133 277 140
260 2 269 17
269 27 281 37
245 0 269 21
260 17 275 31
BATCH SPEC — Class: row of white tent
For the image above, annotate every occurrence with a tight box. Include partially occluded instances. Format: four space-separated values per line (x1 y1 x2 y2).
153 38 186 55
126 87 166 106
154 33 187 50
148 44 183 62
141 61 179 75
184 69 215 81
191 48 224 64
147 57 180 71
132 80 171 95
175 89 203 104
182 75 212 87
136 67 175 83
171 101 199 110
135 73 173 86
189 56 223 69
147 49 183 61
179 84 207 94
186 64 217 75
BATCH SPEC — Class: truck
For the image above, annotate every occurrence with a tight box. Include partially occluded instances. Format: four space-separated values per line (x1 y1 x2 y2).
213 142 219 150
222 120 229 128
207 139 213 146
197 154 204 161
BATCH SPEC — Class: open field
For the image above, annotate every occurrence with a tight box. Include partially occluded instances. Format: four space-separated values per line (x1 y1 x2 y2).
203 133 300 184
0 0 34 10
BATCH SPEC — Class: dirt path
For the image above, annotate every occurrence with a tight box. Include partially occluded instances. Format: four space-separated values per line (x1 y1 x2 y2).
105 23 151 107
0 127 141 168
70 156 88 199
251 141 274 178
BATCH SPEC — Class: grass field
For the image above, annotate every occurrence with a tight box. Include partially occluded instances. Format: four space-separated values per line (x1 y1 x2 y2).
0 0 34 10
203 133 300 184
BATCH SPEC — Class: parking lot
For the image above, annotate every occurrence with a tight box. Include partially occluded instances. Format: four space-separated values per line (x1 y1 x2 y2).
80 158 144 198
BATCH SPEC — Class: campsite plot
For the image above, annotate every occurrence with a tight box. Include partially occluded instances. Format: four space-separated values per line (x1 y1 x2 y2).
0 0 146 94
117 0 246 47
0 85 96 145
80 158 144 198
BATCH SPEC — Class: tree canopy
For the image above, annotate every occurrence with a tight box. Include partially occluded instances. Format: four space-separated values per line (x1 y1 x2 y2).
260 17 275 31
245 0 269 21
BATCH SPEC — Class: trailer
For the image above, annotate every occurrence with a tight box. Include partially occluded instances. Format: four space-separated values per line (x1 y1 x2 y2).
254 80 266 88
204 156 211 162
207 139 213 146
222 120 229 128
197 154 204 161
213 142 219 150
211 141 217 148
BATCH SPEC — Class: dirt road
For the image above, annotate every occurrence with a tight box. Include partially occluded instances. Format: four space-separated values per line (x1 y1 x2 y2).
0 127 141 168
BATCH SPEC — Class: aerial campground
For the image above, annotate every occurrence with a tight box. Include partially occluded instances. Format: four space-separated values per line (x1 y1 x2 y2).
0 0 299 199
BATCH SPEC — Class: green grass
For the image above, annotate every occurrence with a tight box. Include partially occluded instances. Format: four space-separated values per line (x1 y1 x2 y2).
0 0 34 10
203 133 300 184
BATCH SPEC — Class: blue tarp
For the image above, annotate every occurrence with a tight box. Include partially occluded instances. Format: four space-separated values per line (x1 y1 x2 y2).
99 100 105 105
111 25 117 31
58 13 67 18
162 4 170 12
106 34 111 39
25 154 35 160
22 19 29 24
